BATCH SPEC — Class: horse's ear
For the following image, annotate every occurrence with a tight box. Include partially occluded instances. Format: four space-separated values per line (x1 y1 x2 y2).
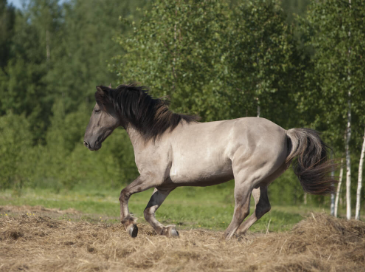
95 86 111 111
108 83 112 88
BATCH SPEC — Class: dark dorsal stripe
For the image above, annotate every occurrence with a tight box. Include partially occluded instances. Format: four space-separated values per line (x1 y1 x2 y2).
96 84 199 141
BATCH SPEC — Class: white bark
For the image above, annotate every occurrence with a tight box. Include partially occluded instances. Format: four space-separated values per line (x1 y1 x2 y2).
355 127 365 220
256 97 260 117
334 159 344 218
346 93 352 220
346 0 352 220
330 186 335 215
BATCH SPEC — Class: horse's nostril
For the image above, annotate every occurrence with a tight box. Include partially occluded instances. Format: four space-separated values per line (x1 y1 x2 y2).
83 141 89 147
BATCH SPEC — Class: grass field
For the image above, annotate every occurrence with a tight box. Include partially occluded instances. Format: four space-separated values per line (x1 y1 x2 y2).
0 185 333 233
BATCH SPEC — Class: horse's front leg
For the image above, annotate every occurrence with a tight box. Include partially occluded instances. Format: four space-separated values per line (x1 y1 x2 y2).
119 176 156 238
144 187 178 237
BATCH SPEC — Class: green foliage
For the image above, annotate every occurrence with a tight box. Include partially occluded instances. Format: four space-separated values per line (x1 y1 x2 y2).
113 0 300 126
280 0 310 22
0 0 15 74
0 113 32 190
295 0 365 208
46 0 149 113
30 102 138 190
226 1 302 126
113 0 231 121
297 0 365 149
0 0 143 190
0 0 63 142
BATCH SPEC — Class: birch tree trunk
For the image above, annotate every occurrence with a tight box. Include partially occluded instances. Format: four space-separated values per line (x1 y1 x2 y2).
355 127 365 220
346 0 352 220
346 93 352 220
330 152 335 216
335 159 344 218
330 186 335 215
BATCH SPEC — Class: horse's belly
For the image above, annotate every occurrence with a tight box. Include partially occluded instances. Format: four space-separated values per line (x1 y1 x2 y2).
169 159 233 185
167 119 239 185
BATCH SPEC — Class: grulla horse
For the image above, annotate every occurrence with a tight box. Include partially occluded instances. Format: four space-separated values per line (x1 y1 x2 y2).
83 84 336 239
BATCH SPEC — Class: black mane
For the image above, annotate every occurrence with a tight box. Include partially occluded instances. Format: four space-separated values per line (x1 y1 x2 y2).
95 84 199 141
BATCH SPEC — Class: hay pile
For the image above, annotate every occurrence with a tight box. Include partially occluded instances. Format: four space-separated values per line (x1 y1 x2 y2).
0 207 364 272
0 205 80 215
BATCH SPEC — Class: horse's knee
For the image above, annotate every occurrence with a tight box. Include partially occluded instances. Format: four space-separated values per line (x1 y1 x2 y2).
119 188 129 202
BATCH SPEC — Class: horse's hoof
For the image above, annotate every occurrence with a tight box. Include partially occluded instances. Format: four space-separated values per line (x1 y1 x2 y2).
235 232 246 241
224 231 234 240
128 224 138 238
170 228 179 237
161 225 179 237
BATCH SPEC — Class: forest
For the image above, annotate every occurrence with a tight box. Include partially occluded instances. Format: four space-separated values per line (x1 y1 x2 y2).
0 0 365 219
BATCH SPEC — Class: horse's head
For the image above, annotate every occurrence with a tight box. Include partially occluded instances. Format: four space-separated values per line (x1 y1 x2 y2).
83 86 120 151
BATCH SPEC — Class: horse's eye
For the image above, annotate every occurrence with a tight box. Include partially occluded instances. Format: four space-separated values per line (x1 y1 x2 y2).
94 109 101 113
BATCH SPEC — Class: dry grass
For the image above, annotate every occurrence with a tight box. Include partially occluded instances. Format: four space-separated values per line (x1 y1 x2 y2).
0 206 364 272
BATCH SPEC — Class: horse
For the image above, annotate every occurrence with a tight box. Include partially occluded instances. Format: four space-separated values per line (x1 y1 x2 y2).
83 84 337 239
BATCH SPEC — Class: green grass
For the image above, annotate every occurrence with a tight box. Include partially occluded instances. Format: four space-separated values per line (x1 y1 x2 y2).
0 185 330 233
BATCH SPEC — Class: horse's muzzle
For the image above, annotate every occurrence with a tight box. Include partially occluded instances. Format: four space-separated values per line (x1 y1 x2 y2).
83 140 101 151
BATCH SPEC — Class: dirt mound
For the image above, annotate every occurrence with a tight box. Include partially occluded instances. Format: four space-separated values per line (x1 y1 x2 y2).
0 209 364 272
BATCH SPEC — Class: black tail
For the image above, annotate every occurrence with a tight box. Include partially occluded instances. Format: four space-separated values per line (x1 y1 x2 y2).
286 128 337 195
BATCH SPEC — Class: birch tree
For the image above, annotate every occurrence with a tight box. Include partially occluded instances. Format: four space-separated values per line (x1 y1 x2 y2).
334 159 344 218
330 152 335 216
355 128 365 220
345 99 352 220
298 0 365 218
345 0 352 220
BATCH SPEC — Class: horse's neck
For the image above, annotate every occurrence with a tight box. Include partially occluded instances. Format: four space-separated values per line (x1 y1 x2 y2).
126 125 154 156
126 125 143 147
126 125 166 174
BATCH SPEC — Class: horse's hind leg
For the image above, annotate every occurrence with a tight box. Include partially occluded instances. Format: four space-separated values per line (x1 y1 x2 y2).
144 187 178 237
224 170 253 240
236 186 270 235
236 163 287 235
224 153 287 240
